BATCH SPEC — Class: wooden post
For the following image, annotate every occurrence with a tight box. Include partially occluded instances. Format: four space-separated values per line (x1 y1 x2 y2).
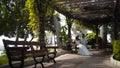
95 24 99 50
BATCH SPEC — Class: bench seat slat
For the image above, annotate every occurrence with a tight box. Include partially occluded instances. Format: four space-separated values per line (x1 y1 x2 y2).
25 50 47 57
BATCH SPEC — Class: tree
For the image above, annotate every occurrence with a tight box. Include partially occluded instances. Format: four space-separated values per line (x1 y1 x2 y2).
66 17 74 40
72 20 89 35
0 0 29 41
60 26 68 47
26 0 55 42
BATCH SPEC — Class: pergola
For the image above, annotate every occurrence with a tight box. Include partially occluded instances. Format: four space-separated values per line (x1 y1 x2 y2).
53 0 120 48
54 0 120 24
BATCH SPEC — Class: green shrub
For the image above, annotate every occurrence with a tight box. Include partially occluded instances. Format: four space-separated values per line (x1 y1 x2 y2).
60 26 69 50
86 32 96 41
113 40 120 60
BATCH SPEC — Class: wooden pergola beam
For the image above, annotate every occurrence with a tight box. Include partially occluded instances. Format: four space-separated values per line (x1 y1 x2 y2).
54 0 120 24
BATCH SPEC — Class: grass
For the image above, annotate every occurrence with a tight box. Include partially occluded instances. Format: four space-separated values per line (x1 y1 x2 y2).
0 53 8 65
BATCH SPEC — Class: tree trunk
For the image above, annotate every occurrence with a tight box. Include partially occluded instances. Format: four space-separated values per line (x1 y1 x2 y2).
39 19 45 42
67 19 74 39
36 0 49 42
67 19 73 51
68 23 72 39
95 24 99 49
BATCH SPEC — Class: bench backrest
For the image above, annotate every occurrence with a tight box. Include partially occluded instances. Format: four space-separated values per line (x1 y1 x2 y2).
3 39 47 60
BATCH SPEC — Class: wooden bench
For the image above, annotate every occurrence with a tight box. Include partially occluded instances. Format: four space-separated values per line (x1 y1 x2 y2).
69 41 79 53
3 39 58 68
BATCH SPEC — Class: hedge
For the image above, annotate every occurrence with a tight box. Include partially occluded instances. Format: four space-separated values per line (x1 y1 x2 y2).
113 40 120 61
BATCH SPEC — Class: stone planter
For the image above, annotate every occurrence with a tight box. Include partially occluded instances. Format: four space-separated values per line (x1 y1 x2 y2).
110 54 120 68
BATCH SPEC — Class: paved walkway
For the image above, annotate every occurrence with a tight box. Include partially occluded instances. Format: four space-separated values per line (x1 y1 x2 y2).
25 49 115 68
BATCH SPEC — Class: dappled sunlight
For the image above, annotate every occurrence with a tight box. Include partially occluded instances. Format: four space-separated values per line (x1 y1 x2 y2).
55 54 91 61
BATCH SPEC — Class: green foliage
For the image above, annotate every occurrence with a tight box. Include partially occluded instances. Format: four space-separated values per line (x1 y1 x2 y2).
73 20 88 33
66 17 73 25
25 0 39 31
0 0 29 38
60 26 68 41
0 0 16 37
86 32 96 41
74 20 96 32
54 13 61 21
26 0 56 39
60 26 69 49
25 0 40 38
113 40 120 60
0 53 8 65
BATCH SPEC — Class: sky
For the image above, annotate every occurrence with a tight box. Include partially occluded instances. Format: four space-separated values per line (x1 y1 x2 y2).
59 13 66 26
0 35 8 51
